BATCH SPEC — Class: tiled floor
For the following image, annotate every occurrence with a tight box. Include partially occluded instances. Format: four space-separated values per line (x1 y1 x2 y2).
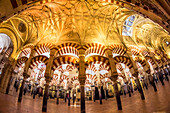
0 81 170 113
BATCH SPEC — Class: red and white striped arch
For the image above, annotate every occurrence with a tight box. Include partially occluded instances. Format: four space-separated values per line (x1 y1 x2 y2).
113 56 136 76
134 56 150 74
55 43 81 57
146 56 158 70
116 63 124 72
155 58 163 68
85 55 110 71
17 44 34 59
155 50 169 66
34 43 54 57
56 46 79 58
4 47 13 58
128 45 141 56
141 49 150 57
86 63 97 75
18 48 31 59
29 55 49 69
110 44 126 56
54 64 75 73
84 43 107 58
16 56 28 67
52 56 79 71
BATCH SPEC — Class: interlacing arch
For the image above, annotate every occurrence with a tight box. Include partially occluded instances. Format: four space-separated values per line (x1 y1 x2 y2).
113 56 136 76
29 55 49 69
109 44 126 56
84 43 107 58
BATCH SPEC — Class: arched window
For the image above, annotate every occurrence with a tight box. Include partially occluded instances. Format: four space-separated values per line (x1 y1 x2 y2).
122 15 136 37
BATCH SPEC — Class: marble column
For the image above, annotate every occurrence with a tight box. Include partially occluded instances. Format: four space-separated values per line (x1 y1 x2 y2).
92 88 95 102
18 72 29 102
149 75 157 92
135 74 145 100
72 89 76 104
67 88 71 106
98 85 102 104
56 86 60 104
5 67 14 94
0 61 13 93
18 49 35 102
42 49 56 112
106 50 122 110
112 75 122 110
144 60 157 92
78 48 86 113
126 51 145 100
42 76 51 112
80 81 85 113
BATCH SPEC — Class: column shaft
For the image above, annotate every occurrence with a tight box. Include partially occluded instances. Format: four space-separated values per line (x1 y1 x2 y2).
18 79 25 102
98 87 102 104
106 50 122 110
80 85 85 113
136 78 145 100
114 82 122 110
56 88 59 104
42 83 49 112
68 90 70 106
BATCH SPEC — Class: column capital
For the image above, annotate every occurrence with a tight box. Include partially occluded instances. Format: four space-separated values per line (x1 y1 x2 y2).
30 49 36 57
78 48 86 56
50 49 57 56
105 49 113 58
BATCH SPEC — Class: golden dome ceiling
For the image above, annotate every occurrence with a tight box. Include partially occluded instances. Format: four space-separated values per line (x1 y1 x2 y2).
0 0 169 59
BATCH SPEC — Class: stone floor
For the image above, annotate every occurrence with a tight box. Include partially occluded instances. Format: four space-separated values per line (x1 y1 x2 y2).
0 81 170 113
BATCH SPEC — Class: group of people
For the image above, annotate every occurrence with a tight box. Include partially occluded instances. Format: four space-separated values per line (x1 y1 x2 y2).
14 80 41 98
119 68 170 97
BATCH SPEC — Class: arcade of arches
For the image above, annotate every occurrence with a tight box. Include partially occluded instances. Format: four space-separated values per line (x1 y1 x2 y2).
0 0 169 113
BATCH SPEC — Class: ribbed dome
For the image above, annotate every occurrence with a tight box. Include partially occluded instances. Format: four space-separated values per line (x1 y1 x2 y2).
19 0 133 46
